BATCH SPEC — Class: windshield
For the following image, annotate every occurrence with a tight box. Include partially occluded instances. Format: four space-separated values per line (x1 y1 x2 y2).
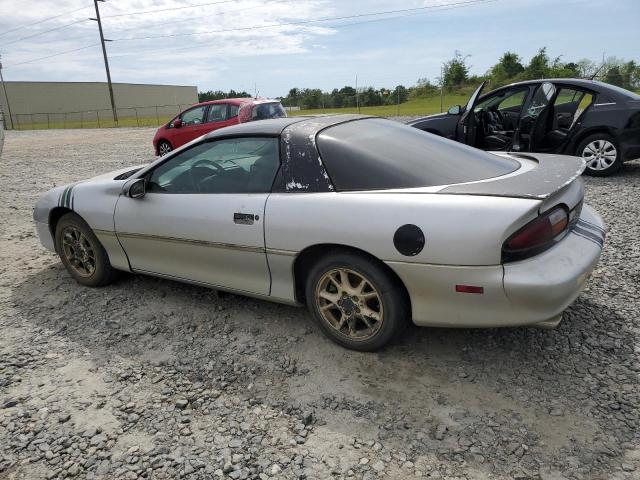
317 118 520 191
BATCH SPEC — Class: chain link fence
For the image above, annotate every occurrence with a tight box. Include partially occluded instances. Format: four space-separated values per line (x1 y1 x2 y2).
1 104 192 130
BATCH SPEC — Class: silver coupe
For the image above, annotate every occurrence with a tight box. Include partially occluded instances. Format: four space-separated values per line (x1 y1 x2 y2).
34 115 605 351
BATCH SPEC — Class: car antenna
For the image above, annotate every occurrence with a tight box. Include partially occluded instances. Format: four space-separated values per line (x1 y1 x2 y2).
589 64 605 80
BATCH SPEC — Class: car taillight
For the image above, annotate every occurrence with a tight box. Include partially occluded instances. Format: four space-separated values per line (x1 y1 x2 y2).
502 206 569 262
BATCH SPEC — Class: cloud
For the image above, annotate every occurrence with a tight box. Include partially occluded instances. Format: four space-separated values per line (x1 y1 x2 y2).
1 0 637 97
0 0 337 80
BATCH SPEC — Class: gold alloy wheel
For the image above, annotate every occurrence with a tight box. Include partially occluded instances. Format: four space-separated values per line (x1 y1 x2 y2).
315 268 384 341
61 226 96 277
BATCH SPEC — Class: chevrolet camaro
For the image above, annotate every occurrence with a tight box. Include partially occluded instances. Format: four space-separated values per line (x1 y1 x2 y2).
34 115 605 351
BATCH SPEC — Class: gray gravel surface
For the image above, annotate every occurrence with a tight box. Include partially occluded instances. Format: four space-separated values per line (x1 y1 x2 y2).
0 127 639 480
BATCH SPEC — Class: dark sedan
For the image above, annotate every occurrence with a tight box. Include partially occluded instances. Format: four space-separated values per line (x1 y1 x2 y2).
408 79 640 176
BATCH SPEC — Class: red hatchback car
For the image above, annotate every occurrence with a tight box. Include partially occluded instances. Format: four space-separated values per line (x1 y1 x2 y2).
153 98 287 155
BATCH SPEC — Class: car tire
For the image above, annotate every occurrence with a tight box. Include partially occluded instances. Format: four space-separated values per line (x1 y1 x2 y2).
305 250 409 351
158 140 172 156
55 212 117 287
577 133 622 176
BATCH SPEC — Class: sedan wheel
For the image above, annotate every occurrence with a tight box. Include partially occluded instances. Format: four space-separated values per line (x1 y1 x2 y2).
582 140 617 171
158 141 172 156
577 133 622 176
305 250 408 351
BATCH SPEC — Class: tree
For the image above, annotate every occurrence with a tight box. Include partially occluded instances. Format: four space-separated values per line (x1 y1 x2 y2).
621 60 639 90
525 47 550 79
198 89 250 102
338 86 357 107
490 51 525 86
391 85 409 104
442 51 470 89
410 78 438 98
605 66 624 87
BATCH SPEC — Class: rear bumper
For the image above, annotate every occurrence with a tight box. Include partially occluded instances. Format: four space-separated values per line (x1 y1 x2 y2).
387 203 604 328
502 204 604 325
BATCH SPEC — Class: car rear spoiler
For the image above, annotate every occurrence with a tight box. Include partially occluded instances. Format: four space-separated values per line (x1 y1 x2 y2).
440 153 585 200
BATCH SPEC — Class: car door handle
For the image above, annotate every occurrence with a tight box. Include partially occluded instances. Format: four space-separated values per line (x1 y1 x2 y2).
234 213 257 225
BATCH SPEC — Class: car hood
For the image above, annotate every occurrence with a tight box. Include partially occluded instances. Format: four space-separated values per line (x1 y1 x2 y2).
87 165 147 182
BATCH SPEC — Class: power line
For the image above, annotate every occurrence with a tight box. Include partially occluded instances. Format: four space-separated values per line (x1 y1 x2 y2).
2 43 100 68
102 0 239 18
111 0 493 42
0 19 88 47
108 0 297 36
0 5 90 38
107 0 496 60
1 0 495 69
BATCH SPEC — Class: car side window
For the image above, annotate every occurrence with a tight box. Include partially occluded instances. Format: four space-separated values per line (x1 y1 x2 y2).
554 88 594 129
474 88 528 113
147 138 280 194
181 106 207 126
229 105 239 118
206 104 228 123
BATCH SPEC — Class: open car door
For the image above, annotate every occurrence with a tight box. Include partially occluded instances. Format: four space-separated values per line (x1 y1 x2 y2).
512 81 556 152
456 81 486 145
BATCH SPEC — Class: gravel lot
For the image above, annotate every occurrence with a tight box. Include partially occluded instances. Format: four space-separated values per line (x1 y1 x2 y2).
1 127 639 480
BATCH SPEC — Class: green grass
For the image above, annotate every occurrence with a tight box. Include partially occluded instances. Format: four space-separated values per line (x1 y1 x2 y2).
10 94 471 130
289 94 470 117
12 116 173 130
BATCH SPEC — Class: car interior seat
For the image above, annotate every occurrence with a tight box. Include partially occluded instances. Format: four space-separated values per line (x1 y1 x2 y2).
247 144 279 192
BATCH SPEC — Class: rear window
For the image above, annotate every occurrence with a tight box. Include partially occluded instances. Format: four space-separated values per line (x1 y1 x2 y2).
252 102 286 120
316 118 520 190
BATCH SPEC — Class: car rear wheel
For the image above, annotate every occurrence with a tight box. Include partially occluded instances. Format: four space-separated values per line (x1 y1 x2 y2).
55 213 117 287
158 140 172 156
305 251 408 351
577 133 622 176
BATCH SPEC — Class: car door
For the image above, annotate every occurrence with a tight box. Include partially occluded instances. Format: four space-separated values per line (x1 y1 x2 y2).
512 82 556 152
205 103 239 132
173 105 211 146
456 81 486 145
114 136 281 296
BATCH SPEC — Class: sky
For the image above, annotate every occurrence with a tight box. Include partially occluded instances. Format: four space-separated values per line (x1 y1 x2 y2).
0 0 638 98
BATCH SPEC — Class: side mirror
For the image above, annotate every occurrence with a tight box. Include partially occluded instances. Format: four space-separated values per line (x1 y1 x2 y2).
447 105 461 115
127 178 146 199
172 118 183 128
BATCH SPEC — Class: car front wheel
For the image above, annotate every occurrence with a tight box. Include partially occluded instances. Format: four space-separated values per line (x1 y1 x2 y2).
305 251 408 351
577 133 622 176
55 213 117 287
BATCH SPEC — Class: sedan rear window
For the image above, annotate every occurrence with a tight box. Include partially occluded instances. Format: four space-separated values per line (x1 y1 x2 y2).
317 118 520 190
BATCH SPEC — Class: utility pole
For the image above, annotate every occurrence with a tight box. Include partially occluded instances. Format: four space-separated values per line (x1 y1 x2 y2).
0 56 14 129
91 0 117 123
355 74 360 114
439 64 444 113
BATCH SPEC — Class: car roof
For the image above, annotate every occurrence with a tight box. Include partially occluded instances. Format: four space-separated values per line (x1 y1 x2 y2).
503 78 637 99
197 97 282 107
203 114 371 140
